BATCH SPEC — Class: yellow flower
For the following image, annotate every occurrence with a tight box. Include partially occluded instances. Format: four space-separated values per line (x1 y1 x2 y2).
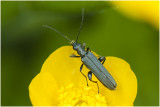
111 1 159 29
29 46 137 106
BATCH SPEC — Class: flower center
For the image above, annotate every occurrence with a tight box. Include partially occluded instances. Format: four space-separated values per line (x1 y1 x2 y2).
58 84 107 106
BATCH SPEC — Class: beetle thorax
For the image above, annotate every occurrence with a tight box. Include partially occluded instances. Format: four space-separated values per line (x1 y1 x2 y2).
72 43 87 57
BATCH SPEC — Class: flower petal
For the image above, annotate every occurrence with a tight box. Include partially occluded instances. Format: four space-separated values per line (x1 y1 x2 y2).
41 46 87 87
111 1 159 29
29 71 59 106
100 57 137 106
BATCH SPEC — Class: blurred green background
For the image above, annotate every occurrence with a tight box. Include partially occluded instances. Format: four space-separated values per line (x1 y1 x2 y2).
1 1 159 106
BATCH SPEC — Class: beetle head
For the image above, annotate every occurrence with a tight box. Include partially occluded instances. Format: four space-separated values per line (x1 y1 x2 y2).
73 43 82 51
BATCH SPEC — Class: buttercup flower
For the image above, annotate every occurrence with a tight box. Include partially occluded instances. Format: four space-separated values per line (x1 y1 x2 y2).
29 46 137 106
111 1 159 29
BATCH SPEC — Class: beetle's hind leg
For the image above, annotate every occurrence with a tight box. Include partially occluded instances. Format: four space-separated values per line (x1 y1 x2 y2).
88 71 99 93
98 57 106 64
80 64 89 86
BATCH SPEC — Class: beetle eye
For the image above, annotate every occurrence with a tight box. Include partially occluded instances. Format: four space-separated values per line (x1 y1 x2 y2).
73 46 77 50
73 45 78 50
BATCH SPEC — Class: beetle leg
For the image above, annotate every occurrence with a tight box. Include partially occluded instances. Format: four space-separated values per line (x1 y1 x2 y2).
98 57 106 64
70 54 81 58
88 71 99 93
87 47 91 52
80 64 89 86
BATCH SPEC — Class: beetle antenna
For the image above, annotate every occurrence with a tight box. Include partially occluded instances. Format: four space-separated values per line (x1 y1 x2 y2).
76 8 84 43
43 25 72 42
